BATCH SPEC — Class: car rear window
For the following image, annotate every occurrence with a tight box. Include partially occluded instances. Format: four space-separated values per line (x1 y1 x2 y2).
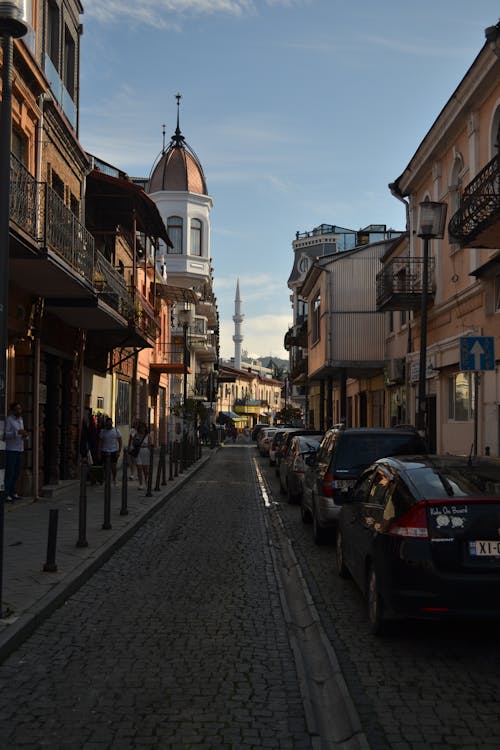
334 433 426 472
411 464 500 499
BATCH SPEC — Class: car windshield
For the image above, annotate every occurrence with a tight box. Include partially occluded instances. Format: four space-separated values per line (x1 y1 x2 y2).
334 433 426 472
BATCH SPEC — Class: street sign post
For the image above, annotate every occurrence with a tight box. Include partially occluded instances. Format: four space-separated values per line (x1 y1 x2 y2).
459 336 495 458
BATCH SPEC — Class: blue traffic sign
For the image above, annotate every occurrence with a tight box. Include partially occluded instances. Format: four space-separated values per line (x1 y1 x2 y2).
459 336 495 371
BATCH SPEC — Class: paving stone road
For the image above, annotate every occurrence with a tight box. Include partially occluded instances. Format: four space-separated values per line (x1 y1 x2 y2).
0 447 313 750
259 452 500 750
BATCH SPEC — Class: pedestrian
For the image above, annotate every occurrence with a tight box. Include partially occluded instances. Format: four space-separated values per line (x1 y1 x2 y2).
134 421 152 489
5 402 28 502
127 418 139 480
98 417 122 485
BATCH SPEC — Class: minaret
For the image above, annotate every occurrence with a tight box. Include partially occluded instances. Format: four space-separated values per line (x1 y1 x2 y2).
232 279 244 369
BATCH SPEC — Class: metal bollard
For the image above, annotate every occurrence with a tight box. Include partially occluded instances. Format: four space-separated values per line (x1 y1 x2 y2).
43 509 59 572
103 454 112 529
76 457 89 548
161 442 167 485
145 444 154 497
120 448 128 516
169 441 174 481
174 441 179 477
154 443 165 491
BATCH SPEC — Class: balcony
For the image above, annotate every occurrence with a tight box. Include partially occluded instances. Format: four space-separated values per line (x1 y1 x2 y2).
284 320 307 351
150 342 189 375
130 288 160 343
376 256 434 312
448 153 500 248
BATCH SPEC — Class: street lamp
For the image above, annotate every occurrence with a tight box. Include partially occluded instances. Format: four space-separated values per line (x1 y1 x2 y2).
177 304 194 466
0 1 27 617
416 200 447 435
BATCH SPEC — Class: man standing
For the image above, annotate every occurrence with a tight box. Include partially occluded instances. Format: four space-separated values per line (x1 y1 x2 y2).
5 402 28 502
98 417 122 485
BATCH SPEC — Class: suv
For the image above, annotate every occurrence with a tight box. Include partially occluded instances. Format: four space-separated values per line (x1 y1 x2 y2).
301 426 427 544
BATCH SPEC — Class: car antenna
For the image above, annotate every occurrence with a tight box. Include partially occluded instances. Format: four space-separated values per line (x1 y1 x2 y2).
467 442 474 466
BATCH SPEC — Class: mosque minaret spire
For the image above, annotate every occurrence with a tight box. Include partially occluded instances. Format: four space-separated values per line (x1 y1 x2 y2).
232 279 244 370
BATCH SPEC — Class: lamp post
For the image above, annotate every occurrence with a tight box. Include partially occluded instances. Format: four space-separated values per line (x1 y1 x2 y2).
0 2 27 617
416 200 447 435
177 304 193 467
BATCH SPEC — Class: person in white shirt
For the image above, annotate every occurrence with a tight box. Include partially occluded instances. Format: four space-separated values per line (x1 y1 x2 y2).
98 417 122 484
5 402 28 502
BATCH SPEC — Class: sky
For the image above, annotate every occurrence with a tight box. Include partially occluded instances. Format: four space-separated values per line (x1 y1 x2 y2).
79 0 500 362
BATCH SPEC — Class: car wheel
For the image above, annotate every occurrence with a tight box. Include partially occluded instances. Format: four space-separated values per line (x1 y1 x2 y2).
287 483 297 505
367 563 390 636
312 503 328 545
336 529 350 578
300 497 311 524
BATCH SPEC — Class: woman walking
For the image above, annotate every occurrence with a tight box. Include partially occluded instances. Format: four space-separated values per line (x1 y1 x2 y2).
134 422 152 488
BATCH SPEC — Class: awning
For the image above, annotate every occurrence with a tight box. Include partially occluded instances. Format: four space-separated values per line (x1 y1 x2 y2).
155 284 200 304
218 411 245 421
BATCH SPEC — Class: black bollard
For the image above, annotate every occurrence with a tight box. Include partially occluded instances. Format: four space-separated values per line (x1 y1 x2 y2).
43 509 59 572
154 443 163 491
161 442 167 485
145 443 154 497
169 441 174 481
103 453 112 530
120 448 128 516
76 457 89 548
174 441 179 477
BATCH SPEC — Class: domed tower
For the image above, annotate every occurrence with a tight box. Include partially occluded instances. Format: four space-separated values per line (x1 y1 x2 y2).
148 94 213 290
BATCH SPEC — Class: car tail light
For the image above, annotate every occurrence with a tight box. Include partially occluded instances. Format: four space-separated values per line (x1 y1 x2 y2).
387 501 429 538
322 472 334 498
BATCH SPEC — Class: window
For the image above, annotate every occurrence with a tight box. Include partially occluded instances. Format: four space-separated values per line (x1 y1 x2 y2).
448 372 475 421
64 27 75 100
311 293 321 343
47 1 59 68
190 218 202 256
167 216 183 254
115 380 130 426
495 274 500 312
12 130 28 166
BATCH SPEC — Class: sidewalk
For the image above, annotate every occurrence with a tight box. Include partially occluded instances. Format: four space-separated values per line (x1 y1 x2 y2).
0 447 213 662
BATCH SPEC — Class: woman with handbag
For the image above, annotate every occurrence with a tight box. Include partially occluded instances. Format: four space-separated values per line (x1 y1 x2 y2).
134 421 152 489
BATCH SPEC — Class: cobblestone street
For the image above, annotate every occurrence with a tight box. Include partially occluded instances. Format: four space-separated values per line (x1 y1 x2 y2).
0 447 312 750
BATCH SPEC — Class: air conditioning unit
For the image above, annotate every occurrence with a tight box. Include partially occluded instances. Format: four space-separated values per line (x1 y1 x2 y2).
387 358 405 383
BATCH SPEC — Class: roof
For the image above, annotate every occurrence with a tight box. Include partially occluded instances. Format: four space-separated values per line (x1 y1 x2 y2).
86 169 171 245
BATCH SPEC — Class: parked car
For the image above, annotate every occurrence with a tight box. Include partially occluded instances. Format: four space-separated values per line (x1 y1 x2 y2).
336 454 500 634
301 426 427 544
277 428 324 476
279 434 322 504
251 423 268 441
269 428 293 467
258 427 279 457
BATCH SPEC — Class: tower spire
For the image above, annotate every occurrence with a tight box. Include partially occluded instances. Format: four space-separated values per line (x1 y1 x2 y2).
232 279 244 370
172 92 185 147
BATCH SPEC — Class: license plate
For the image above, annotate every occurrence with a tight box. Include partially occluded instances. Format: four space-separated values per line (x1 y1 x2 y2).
469 540 500 557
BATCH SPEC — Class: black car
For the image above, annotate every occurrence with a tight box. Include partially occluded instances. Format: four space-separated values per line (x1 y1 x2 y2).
336 455 500 634
278 433 323 503
302 426 427 544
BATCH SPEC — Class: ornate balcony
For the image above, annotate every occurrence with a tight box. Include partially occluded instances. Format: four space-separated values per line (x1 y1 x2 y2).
448 153 500 248
150 342 189 374
376 256 434 312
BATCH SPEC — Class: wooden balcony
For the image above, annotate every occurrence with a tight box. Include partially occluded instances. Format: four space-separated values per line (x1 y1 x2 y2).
448 153 500 248
376 256 434 312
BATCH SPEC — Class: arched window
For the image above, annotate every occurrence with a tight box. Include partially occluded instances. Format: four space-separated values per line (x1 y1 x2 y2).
190 218 202 256
491 106 500 157
167 216 183 254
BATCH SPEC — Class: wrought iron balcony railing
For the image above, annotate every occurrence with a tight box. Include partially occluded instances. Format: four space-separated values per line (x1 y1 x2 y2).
448 152 500 246
10 155 95 282
129 288 160 341
376 256 434 312
94 253 134 318
152 342 186 366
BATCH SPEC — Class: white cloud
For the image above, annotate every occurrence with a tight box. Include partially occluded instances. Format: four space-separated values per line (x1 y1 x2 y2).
84 0 255 29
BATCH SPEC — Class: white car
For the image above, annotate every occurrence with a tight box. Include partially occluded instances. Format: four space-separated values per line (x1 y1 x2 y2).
258 427 278 457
